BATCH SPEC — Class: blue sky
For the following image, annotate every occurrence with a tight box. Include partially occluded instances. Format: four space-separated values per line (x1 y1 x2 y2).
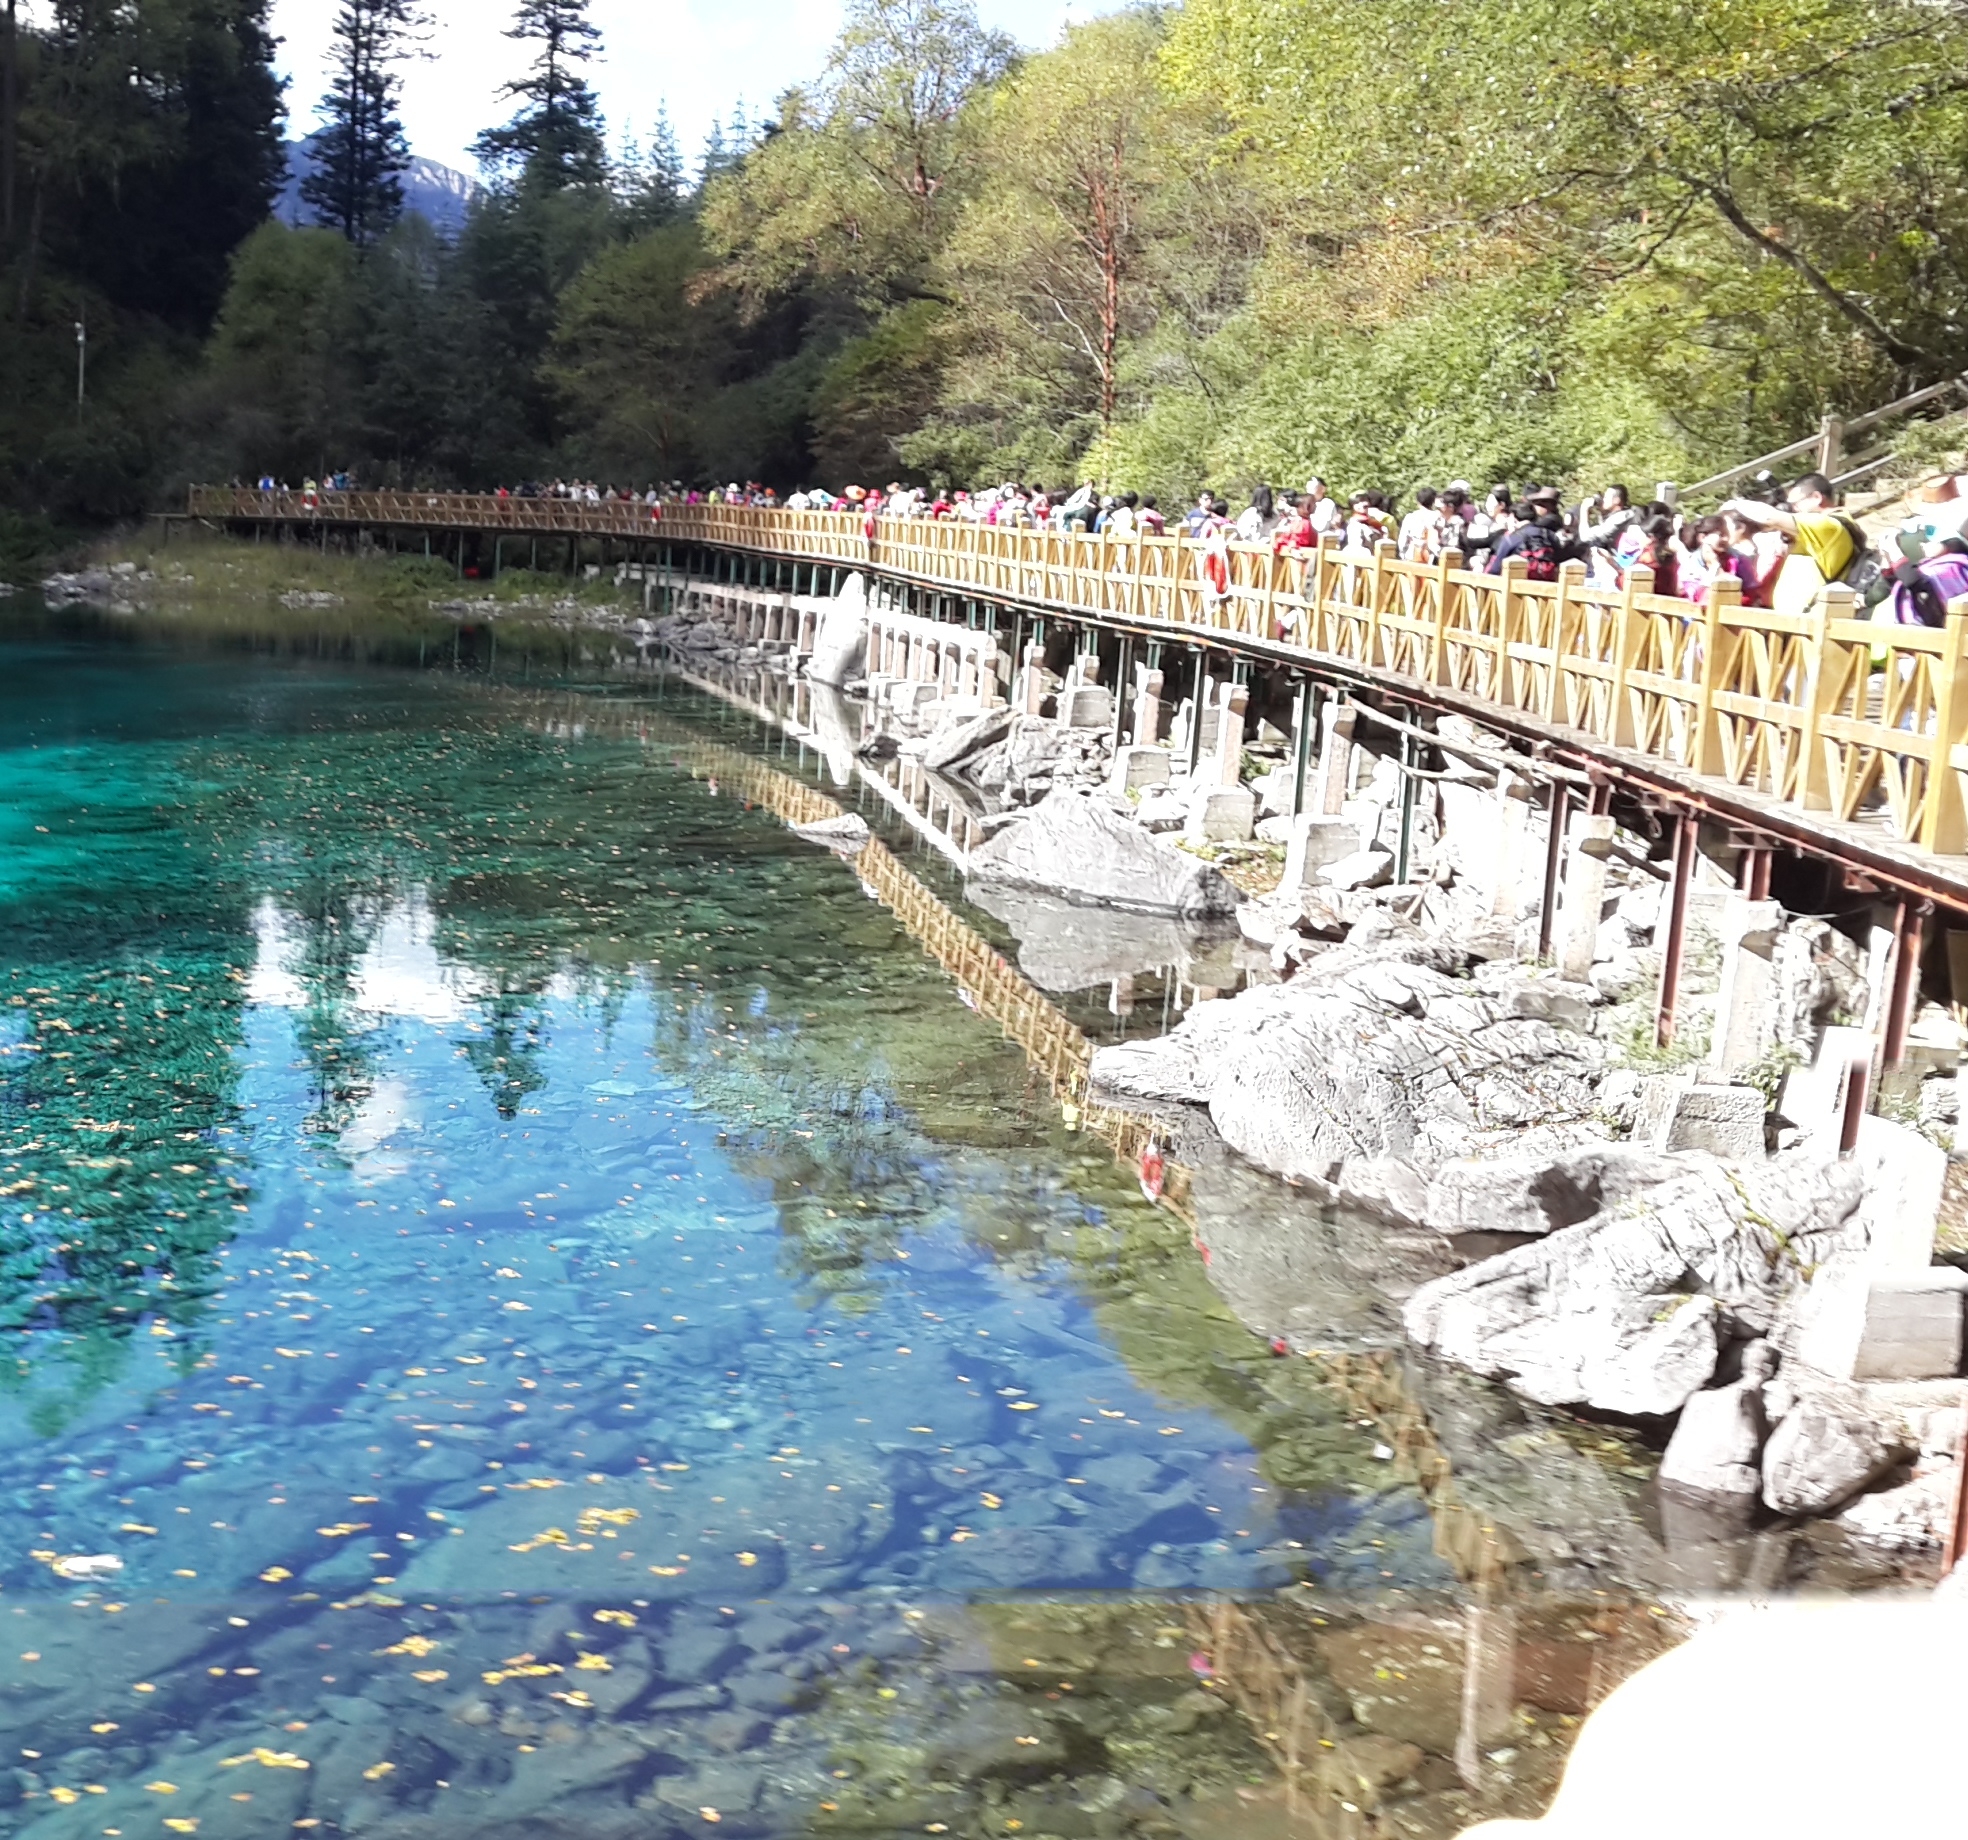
271 0 1108 177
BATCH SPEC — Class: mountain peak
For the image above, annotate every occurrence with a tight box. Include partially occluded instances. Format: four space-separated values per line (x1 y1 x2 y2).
275 137 482 238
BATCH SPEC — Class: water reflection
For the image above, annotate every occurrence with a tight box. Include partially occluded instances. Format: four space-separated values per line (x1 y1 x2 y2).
0 599 1918 1840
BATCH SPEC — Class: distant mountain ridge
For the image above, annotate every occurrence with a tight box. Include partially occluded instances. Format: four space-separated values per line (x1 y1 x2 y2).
275 137 481 238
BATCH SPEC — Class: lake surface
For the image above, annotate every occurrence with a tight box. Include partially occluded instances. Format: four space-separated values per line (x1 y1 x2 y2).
0 600 1857 1838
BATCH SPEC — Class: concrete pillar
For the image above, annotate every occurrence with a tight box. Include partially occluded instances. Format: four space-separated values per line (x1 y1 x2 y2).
1077 650 1101 687
1488 775 1534 920
1021 643 1047 715
1454 1600 1519 1788
1707 897 1785 1080
1556 812 1617 982
1215 682 1249 788
1169 697 1194 762
1317 704 1356 815
1133 666 1164 746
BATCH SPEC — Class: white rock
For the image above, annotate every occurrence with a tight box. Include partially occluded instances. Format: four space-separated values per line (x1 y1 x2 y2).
1320 848 1394 892
1835 1464 1955 1549
1404 1155 1868 1417
1422 1143 1686 1239
1762 1391 1912 1516
968 787 1238 920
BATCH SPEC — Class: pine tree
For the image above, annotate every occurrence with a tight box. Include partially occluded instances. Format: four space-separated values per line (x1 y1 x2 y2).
302 0 423 247
698 105 754 189
617 104 685 229
472 0 606 190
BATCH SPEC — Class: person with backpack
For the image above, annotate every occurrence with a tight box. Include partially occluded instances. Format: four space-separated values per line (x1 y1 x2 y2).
1485 485 1565 581
1886 538 1968 628
1720 472 1870 617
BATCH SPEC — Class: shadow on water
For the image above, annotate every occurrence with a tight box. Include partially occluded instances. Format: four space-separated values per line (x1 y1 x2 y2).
0 595 1931 1840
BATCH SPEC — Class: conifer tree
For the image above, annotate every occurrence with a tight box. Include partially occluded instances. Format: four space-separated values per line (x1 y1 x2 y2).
302 0 423 247
472 0 606 189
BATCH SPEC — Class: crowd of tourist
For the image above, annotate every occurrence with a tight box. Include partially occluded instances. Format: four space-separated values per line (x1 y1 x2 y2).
246 464 1968 632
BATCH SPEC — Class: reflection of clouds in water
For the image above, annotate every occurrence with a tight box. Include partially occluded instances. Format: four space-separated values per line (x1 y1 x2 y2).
247 889 488 1023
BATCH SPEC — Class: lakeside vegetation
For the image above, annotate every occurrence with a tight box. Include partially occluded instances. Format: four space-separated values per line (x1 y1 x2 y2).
5 0 1968 575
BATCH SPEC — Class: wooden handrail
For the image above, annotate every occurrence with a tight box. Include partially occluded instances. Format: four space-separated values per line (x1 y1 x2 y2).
186 486 1968 865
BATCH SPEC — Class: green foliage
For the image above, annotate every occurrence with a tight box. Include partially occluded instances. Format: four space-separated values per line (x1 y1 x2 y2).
15 0 1968 523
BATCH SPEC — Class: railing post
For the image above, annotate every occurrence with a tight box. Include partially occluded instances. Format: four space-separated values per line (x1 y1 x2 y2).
1429 547 1464 686
1547 560 1585 724
1691 576 1738 778
1817 413 1845 484
1920 595 1968 854
1609 565 1653 746
1368 540 1397 668
1797 585 1853 810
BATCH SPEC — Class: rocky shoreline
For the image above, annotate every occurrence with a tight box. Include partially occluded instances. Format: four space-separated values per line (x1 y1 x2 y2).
655 571 1968 1566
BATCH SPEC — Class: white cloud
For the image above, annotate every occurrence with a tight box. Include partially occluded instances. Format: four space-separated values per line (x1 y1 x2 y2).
272 0 1107 177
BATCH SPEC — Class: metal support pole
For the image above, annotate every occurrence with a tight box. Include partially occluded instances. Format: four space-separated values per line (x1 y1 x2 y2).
1656 812 1699 1049
1743 844 1773 901
1187 653 1208 777
1291 681 1317 819
1395 728 1418 884
1538 783 1572 962
1883 897 1931 1071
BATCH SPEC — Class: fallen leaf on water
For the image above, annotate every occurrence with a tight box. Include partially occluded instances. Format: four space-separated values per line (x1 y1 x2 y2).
316 1523 370 1539
119 1523 157 1536
700 1809 721 1823
736 1552 758 1567
48 1787 78 1804
573 1653 612 1672
144 1782 178 1794
593 1609 636 1627
413 1669 449 1683
164 1820 200 1833
1008 1402 1038 1412
379 1635 440 1657
980 1493 1002 1509
362 1762 395 1781
649 1566 684 1576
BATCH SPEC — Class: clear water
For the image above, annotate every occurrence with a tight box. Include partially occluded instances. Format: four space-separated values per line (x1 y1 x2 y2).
0 602 1763 1838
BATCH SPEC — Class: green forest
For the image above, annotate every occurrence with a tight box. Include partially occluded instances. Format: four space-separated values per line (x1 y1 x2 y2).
4 0 1968 572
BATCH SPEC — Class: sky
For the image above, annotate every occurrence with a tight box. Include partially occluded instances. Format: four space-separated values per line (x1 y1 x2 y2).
269 0 1106 178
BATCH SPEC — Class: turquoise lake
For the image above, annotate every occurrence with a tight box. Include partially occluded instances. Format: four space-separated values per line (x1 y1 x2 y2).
0 605 1499 1839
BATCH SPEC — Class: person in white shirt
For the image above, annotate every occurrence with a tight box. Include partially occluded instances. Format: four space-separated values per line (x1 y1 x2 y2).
1303 477 1342 538
1397 487 1445 562
1233 484 1275 543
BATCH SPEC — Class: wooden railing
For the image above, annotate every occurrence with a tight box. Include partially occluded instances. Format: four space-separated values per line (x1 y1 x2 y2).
189 487 1968 860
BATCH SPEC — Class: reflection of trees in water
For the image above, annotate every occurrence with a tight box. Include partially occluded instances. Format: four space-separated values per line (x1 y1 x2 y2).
0 945 250 1433
289 892 382 1143
458 982 551 1119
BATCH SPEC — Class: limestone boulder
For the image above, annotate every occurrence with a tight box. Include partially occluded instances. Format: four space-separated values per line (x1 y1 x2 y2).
1762 1391 1913 1516
923 706 1013 773
1090 934 1601 1186
967 787 1237 920
1422 1143 1687 1240
1403 1155 1868 1416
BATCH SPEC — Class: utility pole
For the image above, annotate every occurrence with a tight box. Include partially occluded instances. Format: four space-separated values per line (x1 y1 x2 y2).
74 316 86 415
